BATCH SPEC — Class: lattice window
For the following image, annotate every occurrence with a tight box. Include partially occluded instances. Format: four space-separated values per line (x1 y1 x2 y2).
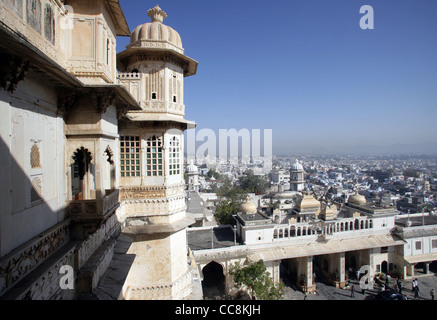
30 143 41 168
30 176 42 203
120 136 140 177
169 136 180 175
146 135 162 176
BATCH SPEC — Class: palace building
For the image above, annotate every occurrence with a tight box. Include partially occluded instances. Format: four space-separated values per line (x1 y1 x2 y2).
2 1 436 300
0 1 198 299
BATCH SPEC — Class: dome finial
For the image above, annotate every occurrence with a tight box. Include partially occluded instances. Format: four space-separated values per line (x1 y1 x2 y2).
147 5 167 23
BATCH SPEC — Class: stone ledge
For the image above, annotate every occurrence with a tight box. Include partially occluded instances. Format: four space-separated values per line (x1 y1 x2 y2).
122 216 195 235
76 239 116 294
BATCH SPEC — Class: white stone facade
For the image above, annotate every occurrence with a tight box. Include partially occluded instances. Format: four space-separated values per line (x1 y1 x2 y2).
0 1 198 300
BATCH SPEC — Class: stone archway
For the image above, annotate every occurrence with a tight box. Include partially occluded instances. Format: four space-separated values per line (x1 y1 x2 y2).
71 147 93 200
202 261 225 299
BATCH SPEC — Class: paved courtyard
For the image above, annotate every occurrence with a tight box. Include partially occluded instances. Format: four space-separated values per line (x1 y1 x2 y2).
283 272 437 300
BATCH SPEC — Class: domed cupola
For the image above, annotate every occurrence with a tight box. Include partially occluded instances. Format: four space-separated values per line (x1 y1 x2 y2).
117 5 198 77
348 189 367 205
129 5 183 51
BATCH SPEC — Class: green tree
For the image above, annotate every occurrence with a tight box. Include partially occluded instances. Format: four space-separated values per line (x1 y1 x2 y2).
207 168 221 180
214 177 247 225
229 259 284 300
239 170 269 195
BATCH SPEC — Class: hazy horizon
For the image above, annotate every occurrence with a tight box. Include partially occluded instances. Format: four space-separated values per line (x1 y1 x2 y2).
118 1 437 155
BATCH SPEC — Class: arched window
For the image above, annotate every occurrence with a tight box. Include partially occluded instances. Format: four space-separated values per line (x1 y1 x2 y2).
44 3 55 44
71 147 93 200
30 143 41 168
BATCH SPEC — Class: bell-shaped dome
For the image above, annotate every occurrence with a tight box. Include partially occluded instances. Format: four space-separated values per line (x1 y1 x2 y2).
297 193 320 211
129 5 183 49
348 190 367 205
290 159 303 171
240 196 257 214
187 160 198 173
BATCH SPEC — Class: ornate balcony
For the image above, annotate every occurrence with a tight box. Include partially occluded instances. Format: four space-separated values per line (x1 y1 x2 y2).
67 189 120 221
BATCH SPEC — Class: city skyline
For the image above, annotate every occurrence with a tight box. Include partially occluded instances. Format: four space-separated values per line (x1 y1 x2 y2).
117 0 437 155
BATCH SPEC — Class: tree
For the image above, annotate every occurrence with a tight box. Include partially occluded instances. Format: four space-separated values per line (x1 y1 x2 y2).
229 259 284 300
214 177 247 225
239 170 269 195
207 168 221 180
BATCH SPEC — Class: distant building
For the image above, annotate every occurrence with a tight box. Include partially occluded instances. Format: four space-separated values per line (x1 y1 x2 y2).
290 159 305 192
186 160 200 192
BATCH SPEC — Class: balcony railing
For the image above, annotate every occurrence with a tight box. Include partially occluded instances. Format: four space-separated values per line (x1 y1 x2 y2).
67 189 119 220
273 217 375 242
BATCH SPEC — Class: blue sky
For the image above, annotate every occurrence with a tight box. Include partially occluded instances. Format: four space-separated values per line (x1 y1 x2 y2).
117 0 437 154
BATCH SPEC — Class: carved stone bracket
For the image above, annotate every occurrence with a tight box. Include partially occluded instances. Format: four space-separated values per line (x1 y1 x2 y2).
0 53 30 93
92 90 116 113
57 88 78 118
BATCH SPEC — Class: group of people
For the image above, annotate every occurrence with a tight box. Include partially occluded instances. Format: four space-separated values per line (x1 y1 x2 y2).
349 273 436 300
410 278 435 300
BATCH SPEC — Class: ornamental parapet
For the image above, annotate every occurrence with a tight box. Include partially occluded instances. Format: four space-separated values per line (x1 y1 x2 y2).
120 184 185 200
0 219 71 297
67 189 120 221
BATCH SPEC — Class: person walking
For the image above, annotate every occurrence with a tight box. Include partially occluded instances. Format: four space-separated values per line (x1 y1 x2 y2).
430 288 435 301
397 279 403 294
351 285 355 298
412 278 416 292
414 285 420 300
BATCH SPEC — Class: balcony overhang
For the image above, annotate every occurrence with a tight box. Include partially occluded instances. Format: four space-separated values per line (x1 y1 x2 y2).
117 46 198 77
104 0 131 36
123 111 196 129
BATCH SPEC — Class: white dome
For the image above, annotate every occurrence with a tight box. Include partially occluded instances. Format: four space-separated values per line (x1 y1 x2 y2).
187 160 198 173
240 196 257 214
130 5 183 49
290 159 303 171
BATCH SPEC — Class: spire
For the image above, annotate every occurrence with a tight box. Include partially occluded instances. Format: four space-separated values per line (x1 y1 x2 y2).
147 5 167 23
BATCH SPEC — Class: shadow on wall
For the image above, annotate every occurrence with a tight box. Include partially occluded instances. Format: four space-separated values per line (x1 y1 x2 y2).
0 135 135 300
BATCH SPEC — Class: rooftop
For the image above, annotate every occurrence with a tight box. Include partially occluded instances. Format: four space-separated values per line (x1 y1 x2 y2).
395 213 437 228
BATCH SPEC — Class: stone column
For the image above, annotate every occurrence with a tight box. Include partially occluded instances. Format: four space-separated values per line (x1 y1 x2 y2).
424 262 430 274
297 256 315 293
328 252 346 288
